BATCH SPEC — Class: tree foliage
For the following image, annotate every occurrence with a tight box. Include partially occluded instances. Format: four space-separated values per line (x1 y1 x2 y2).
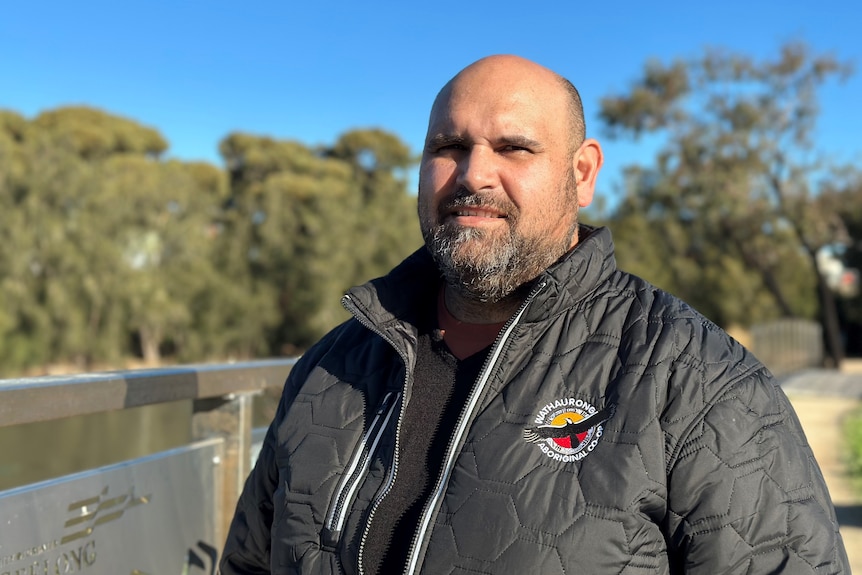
600 42 857 365
219 128 420 351
0 107 420 374
7 42 858 374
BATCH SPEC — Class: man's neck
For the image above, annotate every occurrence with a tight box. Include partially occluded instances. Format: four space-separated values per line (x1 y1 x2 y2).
442 284 527 324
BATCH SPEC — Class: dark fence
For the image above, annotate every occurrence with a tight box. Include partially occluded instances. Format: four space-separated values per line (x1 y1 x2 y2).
751 319 823 377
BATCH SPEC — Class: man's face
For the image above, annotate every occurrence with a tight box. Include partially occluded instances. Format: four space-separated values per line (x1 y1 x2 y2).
418 61 582 303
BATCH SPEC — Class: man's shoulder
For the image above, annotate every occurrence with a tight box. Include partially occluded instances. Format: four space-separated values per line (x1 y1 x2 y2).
295 317 373 367
605 268 765 379
602 267 703 325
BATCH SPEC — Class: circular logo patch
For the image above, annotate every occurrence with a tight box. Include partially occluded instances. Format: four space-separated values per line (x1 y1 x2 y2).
523 398 615 463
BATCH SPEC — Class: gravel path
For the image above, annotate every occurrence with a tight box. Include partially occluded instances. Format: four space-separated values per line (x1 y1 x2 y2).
782 366 862 572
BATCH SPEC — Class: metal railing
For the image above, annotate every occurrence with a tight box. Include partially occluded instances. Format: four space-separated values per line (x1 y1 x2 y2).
0 359 295 554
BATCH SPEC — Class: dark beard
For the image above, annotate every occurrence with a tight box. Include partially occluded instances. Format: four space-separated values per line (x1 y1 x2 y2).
422 194 577 304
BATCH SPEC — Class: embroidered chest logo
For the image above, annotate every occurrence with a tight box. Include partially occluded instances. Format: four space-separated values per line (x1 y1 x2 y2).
523 398 615 463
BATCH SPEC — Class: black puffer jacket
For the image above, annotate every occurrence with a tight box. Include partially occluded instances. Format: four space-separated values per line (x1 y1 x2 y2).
220 226 849 574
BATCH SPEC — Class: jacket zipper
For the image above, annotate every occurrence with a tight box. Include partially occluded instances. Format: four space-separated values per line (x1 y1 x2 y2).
403 280 547 575
323 390 400 541
341 294 411 575
356 392 407 575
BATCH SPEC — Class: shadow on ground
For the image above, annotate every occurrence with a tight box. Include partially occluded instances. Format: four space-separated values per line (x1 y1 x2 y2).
835 505 862 527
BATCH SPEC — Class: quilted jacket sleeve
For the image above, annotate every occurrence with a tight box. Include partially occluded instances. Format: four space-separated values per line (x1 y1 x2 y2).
218 321 351 574
663 365 850 573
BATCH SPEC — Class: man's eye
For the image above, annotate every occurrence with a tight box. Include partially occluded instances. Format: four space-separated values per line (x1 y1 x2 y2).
437 143 466 152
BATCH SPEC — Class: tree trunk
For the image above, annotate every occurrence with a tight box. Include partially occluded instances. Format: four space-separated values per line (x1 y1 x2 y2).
726 229 795 317
139 326 162 366
816 271 845 369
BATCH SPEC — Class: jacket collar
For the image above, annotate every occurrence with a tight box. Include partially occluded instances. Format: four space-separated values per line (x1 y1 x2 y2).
522 224 618 323
345 225 618 333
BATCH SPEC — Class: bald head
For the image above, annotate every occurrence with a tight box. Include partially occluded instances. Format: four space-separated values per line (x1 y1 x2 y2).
430 55 586 150
418 55 604 312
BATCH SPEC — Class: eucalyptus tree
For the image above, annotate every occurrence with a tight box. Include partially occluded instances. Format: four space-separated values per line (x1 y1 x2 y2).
219 128 421 352
0 109 106 370
0 107 242 371
600 43 854 366
89 156 235 364
0 110 45 370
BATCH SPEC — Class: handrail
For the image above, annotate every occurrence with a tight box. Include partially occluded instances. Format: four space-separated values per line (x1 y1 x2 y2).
0 358 297 550
0 358 296 428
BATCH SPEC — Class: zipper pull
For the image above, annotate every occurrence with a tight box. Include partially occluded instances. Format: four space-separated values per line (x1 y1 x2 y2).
322 527 340 549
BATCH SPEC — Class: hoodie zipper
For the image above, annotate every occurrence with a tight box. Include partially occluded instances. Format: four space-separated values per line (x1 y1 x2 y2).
341 294 411 575
404 280 547 575
323 390 400 542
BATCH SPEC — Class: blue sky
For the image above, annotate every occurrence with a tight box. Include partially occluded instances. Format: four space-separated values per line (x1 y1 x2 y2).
2 0 860 207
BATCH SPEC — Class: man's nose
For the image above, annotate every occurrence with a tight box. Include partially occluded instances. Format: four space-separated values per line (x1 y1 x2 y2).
455 147 497 192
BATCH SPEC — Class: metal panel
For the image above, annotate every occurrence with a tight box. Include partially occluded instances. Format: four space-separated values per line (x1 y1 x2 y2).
0 439 223 575
250 427 267 469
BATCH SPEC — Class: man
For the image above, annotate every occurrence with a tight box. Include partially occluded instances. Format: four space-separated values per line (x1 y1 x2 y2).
220 55 850 574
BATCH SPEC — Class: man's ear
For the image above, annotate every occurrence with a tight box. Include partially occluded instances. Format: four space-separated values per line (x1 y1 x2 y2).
573 138 603 207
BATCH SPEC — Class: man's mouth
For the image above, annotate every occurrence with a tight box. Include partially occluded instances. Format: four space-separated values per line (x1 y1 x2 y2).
450 207 507 218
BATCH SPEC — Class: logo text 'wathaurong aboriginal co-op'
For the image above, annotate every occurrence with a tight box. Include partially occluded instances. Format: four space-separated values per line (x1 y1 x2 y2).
523 397 616 463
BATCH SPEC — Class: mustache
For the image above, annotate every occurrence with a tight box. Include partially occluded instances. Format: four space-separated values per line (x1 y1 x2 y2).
437 188 518 219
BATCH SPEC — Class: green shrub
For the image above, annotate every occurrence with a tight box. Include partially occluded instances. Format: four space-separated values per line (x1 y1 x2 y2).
844 407 862 486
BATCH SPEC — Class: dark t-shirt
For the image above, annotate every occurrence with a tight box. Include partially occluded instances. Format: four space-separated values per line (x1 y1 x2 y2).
361 301 497 573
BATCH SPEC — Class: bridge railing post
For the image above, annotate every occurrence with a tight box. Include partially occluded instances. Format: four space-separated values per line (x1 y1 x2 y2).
192 391 257 549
